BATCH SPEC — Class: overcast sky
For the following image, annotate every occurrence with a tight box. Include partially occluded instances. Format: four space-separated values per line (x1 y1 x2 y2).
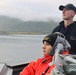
0 0 76 21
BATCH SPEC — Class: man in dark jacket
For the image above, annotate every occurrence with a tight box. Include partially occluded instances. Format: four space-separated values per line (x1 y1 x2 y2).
52 3 76 54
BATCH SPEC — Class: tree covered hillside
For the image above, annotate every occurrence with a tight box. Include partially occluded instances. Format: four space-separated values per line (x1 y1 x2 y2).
0 16 59 34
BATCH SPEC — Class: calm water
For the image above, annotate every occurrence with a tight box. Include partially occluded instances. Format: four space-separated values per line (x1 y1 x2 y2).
0 34 46 66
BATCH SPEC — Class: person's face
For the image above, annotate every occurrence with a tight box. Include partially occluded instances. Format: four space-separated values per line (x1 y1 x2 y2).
62 8 76 20
42 41 53 55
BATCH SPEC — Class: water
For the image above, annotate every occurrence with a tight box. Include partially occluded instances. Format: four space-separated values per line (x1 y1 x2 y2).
0 34 46 66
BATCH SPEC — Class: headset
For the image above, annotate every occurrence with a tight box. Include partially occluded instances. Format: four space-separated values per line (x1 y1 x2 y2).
49 32 71 56
48 32 76 75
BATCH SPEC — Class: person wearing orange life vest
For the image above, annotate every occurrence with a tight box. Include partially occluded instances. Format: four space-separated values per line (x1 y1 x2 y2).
19 32 70 75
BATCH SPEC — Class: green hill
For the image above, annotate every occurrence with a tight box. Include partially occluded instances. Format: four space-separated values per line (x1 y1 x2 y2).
0 15 59 34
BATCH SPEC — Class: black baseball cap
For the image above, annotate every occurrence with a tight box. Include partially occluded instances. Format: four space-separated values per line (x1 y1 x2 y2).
59 4 76 13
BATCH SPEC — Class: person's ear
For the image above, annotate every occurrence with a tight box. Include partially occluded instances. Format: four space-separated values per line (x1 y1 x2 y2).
72 11 76 17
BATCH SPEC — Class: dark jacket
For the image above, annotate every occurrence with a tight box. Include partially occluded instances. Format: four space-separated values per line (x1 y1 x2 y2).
52 21 76 54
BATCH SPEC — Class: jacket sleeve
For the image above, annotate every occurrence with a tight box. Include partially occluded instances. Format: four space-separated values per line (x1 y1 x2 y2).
19 58 42 75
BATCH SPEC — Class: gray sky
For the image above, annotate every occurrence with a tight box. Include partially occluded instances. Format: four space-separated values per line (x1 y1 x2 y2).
0 0 76 21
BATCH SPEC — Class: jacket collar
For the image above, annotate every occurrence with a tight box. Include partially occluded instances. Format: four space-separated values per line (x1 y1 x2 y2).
42 54 53 63
59 21 76 27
